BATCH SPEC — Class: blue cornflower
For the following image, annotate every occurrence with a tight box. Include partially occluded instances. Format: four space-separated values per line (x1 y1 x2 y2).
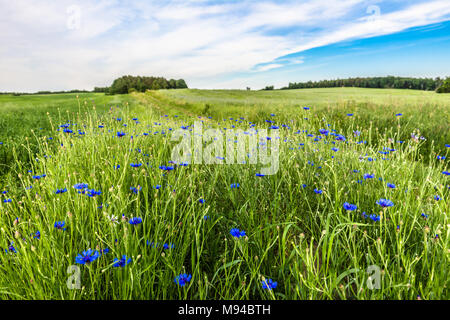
174 273 192 287
130 163 142 168
255 173 265 177
54 221 66 231
421 213 429 219
376 199 394 208
363 174 375 180
159 165 174 171
163 243 175 250
434 195 441 201
343 202 357 211
230 183 240 189
129 217 143 225
230 228 246 238
86 189 101 197
314 189 323 194
262 278 277 290
443 171 450 176
199 198 205 204
3 199 12 203
369 214 380 222
319 129 329 135
75 249 100 264
55 188 68 194
130 186 141 194
113 255 132 267
331 147 338 152
33 231 41 240
73 183 88 190
387 183 396 189
117 131 126 138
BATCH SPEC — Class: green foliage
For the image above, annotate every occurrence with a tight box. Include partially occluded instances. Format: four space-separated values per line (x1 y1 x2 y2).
108 75 188 95
283 76 445 91
436 77 450 93
0 89 448 300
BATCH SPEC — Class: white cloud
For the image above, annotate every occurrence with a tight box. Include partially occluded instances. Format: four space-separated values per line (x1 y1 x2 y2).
0 0 449 91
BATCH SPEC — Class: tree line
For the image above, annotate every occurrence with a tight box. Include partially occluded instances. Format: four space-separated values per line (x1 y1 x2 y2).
278 76 449 92
107 75 188 94
0 75 188 96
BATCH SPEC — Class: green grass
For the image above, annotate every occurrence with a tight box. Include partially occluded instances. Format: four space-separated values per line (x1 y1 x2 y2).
0 93 130 177
0 88 448 300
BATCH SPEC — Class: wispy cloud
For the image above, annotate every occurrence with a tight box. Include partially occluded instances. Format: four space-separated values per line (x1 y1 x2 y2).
1 0 449 91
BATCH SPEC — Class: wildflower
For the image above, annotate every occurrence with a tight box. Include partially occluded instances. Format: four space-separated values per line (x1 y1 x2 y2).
230 183 240 189
113 255 132 267
199 198 205 204
55 188 68 194
363 174 375 180
262 278 278 290
159 165 174 171
331 147 339 152
319 129 329 135
343 202 357 211
174 273 192 287
54 221 66 231
369 214 380 222
117 131 126 138
129 217 143 225
230 228 246 238
73 183 88 190
376 199 394 208
130 163 142 168
33 231 41 240
130 186 141 194
387 183 396 189
434 195 441 201
314 189 323 194
75 249 100 264
421 213 429 219
86 189 101 197
107 214 119 225
255 173 265 177
163 243 175 250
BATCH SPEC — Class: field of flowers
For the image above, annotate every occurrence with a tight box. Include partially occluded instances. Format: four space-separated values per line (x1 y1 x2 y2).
0 89 448 300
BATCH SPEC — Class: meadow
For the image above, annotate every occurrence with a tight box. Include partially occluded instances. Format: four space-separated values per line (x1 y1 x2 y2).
0 88 448 300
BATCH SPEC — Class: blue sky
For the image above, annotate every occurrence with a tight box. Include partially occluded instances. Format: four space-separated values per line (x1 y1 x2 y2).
1 0 450 91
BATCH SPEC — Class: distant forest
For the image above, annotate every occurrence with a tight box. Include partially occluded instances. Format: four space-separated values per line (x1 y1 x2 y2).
278 76 449 92
106 75 188 94
0 75 188 96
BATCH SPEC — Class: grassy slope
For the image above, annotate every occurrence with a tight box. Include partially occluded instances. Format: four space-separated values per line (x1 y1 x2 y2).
0 93 135 177
146 88 450 157
0 89 448 300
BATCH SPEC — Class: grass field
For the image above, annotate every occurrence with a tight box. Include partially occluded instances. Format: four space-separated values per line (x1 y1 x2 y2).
0 88 448 299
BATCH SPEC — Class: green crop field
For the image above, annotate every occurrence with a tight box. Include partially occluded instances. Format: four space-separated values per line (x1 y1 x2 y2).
0 88 448 300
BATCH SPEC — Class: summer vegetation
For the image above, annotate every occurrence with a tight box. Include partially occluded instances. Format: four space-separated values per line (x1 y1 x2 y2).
0 87 448 299
281 76 450 92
